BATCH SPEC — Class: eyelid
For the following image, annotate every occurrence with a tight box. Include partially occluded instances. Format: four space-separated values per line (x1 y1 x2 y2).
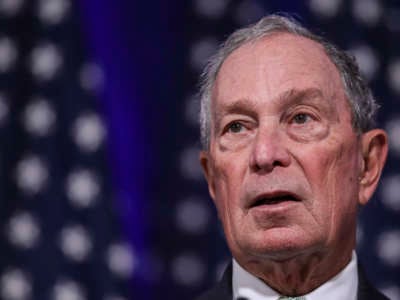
221 119 253 134
224 121 245 133
285 106 320 123
290 112 314 122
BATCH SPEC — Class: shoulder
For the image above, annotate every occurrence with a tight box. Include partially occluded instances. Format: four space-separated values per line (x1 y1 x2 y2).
357 264 390 300
193 264 233 300
194 286 226 300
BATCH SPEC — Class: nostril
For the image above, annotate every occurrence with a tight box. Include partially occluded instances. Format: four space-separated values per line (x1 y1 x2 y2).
250 157 289 173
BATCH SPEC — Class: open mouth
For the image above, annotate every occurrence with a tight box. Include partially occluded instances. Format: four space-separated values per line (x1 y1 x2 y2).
251 193 300 207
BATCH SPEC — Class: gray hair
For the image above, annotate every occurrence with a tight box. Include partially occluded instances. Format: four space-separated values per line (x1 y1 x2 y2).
199 14 379 150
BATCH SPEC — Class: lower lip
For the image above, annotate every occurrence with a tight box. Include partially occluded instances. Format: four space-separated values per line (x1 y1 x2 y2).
249 200 300 214
249 200 301 227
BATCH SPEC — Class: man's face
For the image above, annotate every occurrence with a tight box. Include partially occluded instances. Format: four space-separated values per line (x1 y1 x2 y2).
201 33 384 264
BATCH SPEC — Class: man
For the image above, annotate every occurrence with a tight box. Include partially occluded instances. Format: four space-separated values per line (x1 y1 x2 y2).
196 15 389 300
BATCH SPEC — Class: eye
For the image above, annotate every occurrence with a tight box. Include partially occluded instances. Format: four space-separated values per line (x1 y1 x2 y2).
292 113 312 124
227 122 245 133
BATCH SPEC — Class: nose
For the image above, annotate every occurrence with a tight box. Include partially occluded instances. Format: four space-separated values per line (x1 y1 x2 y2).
249 126 291 173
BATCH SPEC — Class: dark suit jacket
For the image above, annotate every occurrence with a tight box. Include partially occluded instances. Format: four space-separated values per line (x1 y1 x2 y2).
195 263 389 300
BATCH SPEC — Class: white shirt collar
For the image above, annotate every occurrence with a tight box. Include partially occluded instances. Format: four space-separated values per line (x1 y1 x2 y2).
232 251 358 300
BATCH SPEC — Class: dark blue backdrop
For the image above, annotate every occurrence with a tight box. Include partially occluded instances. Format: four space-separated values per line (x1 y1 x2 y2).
0 1 399 300
74 0 400 299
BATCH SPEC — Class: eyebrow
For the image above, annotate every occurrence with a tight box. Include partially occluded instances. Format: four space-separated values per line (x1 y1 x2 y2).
213 87 330 128
214 98 258 122
279 88 336 118
275 88 326 108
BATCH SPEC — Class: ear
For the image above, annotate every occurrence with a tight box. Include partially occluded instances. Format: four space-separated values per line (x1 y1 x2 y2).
200 150 216 200
358 129 388 205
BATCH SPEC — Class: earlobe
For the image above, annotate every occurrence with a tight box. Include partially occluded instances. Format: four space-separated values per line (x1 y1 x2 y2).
358 129 388 205
200 151 216 200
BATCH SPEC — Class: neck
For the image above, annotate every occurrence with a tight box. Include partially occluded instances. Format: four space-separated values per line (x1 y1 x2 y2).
236 247 354 296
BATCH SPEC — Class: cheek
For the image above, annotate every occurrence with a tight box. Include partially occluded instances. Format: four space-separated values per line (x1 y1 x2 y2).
325 140 360 195
212 148 249 193
211 153 248 222
213 171 241 215
306 131 359 188
303 137 361 226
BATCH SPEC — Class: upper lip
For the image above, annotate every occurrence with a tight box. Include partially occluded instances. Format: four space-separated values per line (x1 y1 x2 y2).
248 191 302 208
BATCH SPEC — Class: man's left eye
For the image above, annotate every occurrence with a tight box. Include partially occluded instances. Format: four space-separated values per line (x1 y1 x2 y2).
227 122 245 133
292 113 311 124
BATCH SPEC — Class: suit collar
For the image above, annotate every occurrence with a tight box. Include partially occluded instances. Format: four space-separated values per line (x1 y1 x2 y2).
357 264 389 300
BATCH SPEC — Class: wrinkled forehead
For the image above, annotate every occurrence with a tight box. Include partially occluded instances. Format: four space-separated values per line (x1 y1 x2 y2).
211 33 349 117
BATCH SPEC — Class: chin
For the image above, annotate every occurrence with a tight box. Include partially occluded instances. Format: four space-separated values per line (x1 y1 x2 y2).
234 228 322 261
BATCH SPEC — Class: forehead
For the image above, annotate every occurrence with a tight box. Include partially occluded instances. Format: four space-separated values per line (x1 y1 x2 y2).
212 33 348 115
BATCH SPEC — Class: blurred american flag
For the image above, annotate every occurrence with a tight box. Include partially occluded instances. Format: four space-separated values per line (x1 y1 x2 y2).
0 0 133 299
0 1 399 300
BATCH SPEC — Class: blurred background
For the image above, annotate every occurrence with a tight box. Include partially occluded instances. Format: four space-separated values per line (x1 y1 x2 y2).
0 0 399 299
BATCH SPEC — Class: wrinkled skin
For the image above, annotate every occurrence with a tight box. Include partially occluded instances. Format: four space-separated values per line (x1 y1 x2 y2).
200 33 388 295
